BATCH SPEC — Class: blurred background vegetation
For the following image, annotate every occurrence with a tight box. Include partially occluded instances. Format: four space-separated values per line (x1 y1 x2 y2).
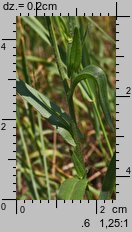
16 16 116 200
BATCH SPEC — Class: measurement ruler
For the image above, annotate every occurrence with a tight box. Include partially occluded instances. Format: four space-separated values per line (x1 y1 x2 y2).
0 0 132 231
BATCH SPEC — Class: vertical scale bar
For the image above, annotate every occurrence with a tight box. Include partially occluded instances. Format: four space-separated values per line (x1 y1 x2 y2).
13 19 16 196
116 2 118 193
115 0 131 201
0 11 17 201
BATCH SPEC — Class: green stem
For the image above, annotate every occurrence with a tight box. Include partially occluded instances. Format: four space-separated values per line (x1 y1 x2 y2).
68 98 86 177
38 113 51 200
68 97 77 124
47 16 86 178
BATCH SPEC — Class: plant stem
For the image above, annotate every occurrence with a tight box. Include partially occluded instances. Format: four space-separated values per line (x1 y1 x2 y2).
68 95 86 178
38 113 51 199
47 16 86 177
68 97 77 124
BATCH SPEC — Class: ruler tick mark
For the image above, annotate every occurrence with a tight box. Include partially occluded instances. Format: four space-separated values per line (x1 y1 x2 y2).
116 135 124 138
76 8 78 16
116 95 130 98
56 200 58 208
2 39 16 41
116 175 130 178
96 200 98 214
2 118 16 121
116 55 124 58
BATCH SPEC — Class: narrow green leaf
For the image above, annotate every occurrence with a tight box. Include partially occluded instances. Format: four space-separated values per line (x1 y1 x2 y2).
16 78 75 146
71 150 86 178
68 27 82 76
69 65 113 130
100 153 116 199
21 17 50 45
58 178 88 200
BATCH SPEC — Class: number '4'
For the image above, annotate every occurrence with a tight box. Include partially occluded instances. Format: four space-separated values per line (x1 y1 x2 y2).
126 167 131 175
1 43 6 50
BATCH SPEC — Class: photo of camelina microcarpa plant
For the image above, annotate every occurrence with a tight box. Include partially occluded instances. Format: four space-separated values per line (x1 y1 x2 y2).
16 16 116 200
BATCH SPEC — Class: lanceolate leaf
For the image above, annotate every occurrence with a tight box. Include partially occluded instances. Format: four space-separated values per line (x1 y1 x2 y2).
21 17 50 46
68 27 82 76
58 178 88 200
69 65 113 130
100 153 116 200
16 78 75 146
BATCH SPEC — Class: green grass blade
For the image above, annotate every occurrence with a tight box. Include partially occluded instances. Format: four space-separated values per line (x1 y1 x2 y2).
100 153 116 199
58 178 88 200
69 65 113 130
16 78 75 146
21 16 50 45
